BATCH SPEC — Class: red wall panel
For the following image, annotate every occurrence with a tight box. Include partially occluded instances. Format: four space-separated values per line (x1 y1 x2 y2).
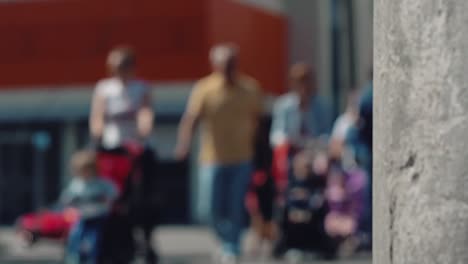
0 0 286 94
0 0 210 87
208 0 287 94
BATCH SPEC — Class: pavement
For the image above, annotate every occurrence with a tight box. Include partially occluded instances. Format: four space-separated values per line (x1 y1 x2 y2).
0 226 371 264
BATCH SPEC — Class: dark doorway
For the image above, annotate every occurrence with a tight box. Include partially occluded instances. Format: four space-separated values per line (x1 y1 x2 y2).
0 123 61 224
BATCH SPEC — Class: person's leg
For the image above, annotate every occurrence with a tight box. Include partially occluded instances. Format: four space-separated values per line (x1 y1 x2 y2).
198 165 216 223
65 220 84 264
210 165 231 245
259 174 276 242
84 220 101 264
138 147 160 263
358 146 372 249
317 208 339 259
272 206 289 258
141 222 159 264
225 161 253 256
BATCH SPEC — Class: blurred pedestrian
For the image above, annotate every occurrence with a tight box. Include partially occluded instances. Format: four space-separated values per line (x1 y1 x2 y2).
269 63 332 202
345 68 373 249
244 119 276 258
175 43 263 263
89 46 159 263
329 90 359 163
269 64 332 251
270 63 332 150
90 46 153 148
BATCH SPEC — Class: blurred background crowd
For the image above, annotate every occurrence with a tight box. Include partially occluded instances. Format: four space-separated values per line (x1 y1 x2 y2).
0 0 373 263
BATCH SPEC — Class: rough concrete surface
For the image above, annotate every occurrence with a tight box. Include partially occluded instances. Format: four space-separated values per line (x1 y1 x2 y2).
375 0 468 263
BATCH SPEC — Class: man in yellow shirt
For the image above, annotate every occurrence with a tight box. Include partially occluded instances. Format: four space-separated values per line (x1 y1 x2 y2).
176 44 262 262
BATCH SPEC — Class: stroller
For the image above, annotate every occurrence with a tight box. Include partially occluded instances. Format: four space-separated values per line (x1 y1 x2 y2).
60 144 142 264
96 142 160 264
272 141 336 259
15 207 78 246
15 143 159 263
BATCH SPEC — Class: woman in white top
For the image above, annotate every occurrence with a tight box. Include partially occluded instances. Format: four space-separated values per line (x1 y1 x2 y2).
90 46 154 148
89 46 159 263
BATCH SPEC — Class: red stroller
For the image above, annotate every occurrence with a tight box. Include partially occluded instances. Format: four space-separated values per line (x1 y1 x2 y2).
15 143 139 248
15 208 79 246
96 142 159 264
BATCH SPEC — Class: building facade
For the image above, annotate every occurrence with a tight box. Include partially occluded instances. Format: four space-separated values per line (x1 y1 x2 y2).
0 0 373 224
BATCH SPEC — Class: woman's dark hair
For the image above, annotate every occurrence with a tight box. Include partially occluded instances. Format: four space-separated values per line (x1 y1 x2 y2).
107 46 136 74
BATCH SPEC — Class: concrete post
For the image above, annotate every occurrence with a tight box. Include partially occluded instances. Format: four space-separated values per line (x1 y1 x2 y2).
375 0 468 263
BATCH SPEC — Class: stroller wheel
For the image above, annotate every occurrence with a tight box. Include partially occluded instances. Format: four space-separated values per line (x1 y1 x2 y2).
272 238 287 259
145 249 159 264
17 229 37 247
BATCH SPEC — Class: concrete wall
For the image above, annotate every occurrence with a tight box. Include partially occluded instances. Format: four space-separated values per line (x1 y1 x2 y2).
375 0 468 263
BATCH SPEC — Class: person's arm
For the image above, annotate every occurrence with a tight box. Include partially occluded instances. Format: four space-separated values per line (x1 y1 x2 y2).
174 83 204 160
251 82 264 143
269 99 288 147
270 98 290 199
90 86 106 141
137 87 154 139
59 180 77 206
329 116 347 159
78 181 118 219
320 98 333 136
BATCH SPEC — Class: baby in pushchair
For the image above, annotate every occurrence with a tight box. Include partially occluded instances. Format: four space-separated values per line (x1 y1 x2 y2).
273 141 336 259
15 150 117 255
62 150 117 264
16 144 158 263
324 161 367 257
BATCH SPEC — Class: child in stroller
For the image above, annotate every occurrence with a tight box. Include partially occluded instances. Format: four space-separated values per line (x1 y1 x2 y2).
273 142 336 259
324 162 367 257
61 150 118 264
14 150 117 252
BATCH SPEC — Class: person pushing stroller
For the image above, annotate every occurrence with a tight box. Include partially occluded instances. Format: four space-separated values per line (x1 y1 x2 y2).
269 63 333 258
89 46 159 263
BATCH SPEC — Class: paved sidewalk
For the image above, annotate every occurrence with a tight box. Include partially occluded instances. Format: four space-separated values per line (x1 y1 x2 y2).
0 227 371 264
